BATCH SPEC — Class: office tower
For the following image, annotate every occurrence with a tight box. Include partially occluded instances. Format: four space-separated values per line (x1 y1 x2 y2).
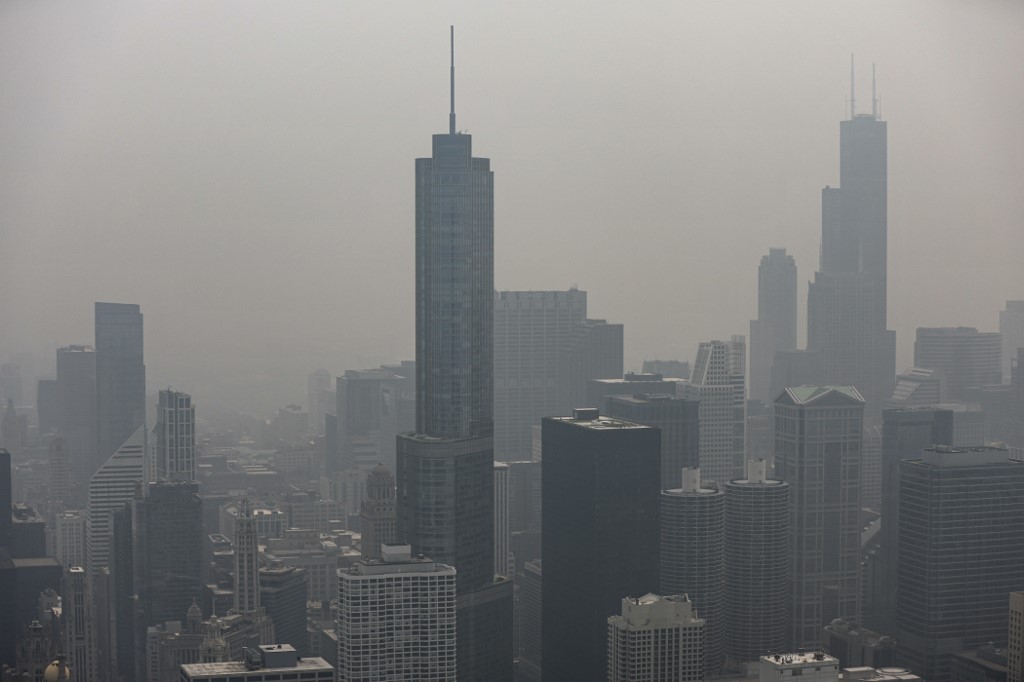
607 593 705 682
359 464 396 561
306 369 333 438
541 411 660 682
0 364 21 406
517 559 542 682
749 248 798 404
1015 348 1024 453
336 545 456 682
334 363 415 474
95 302 145 466
556 318 624 413
395 30 511 682
493 289 587 460
776 386 864 649
660 468 724 675
36 379 58 437
914 327 1002 401
134 481 203 628
896 445 1024 681
0 401 27 458
884 367 944 408
493 462 511 577
862 424 882 509
181 645 332 682
154 389 195 482
758 652 839 681
1002 302 1024 383
0 450 10 550
260 566 307 656
806 69 895 418
55 511 86 569
872 407 955 634
679 337 746 485
55 345 96 482
233 498 260 616
86 426 145 574
587 372 686 411
0 554 63 669
63 566 98 682
48 437 70 509
723 459 789 672
607 393 699 489
1010 592 1024 682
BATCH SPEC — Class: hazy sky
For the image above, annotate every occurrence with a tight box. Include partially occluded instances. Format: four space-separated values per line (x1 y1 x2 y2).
2 1 1022 412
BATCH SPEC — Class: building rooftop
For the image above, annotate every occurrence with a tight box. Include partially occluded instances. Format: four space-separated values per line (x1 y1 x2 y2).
779 385 864 406
916 443 1011 467
761 651 838 668
551 410 650 430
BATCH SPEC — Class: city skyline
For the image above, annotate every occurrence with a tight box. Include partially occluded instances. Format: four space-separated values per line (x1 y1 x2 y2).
1 2 1020 412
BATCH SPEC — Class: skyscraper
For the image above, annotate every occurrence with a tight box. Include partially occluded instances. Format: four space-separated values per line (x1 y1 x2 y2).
86 425 145 574
493 462 511 578
723 459 789 672
154 389 195 482
541 411 660 682
806 66 895 417
95 302 145 466
607 593 705 682
660 468 724 676
359 464 396 561
395 28 511 682
56 345 96 483
63 566 98 682
335 363 415 474
233 498 260 617
913 326 1002 401
260 566 308 656
749 248 797 405
1001 302 1024 383
679 337 746 485
336 544 457 682
606 393 699 490
896 445 1024 681
775 386 864 649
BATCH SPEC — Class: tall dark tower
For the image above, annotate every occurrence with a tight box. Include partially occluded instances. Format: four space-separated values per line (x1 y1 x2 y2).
95 302 145 465
807 62 895 418
396 27 512 682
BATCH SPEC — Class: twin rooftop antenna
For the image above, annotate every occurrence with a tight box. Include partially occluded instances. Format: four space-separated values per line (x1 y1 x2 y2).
850 54 880 120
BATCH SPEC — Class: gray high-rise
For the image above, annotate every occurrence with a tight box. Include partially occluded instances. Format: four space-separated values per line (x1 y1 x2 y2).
155 389 195 482
95 302 145 464
775 386 864 649
806 70 895 417
749 248 797 405
395 29 511 682
56 345 96 483
606 393 699 489
913 327 1002 401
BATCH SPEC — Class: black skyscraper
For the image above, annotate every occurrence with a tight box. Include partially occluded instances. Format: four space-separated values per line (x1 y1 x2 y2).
541 411 660 682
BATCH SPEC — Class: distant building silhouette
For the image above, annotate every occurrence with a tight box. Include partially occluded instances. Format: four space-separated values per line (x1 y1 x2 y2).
750 248 797 405
1001 301 1024 383
56 345 96 485
86 426 145 574
94 302 145 467
914 327 1002 401
154 389 195 482
359 464 396 561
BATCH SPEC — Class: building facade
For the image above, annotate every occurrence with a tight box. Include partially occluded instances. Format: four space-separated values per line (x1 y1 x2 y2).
94 302 145 465
605 393 699 490
914 327 1002 401
749 248 798 404
154 389 195 481
607 593 705 682
86 425 145 574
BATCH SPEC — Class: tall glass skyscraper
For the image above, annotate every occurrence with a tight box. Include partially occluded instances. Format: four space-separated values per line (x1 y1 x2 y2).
396 28 511 682
95 302 145 464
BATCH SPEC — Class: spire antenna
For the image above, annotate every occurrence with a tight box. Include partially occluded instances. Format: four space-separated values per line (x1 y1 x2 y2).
850 54 856 118
449 25 456 134
871 63 878 119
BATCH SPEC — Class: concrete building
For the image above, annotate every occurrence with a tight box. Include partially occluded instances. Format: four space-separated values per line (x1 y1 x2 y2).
397 36 512 681
86 425 145 574
541 411 660 682
914 327 1002 401
94 302 145 467
1001 302 1024 383
750 248 798 405
606 393 700 489
334 363 415 474
55 510 86 570
760 652 840 682
336 545 456 682
660 468 724 675
680 337 746 485
723 459 790 672
358 464 396 561
63 566 97 682
180 644 333 682
776 386 864 649
259 566 308 656
607 593 704 682
884 367 944 408
154 389 195 482
896 445 1024 681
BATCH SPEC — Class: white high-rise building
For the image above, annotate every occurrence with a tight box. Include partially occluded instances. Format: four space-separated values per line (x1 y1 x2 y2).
64 566 98 682
86 426 144 574
680 337 746 485
607 593 705 682
56 510 86 569
155 389 195 481
337 544 456 681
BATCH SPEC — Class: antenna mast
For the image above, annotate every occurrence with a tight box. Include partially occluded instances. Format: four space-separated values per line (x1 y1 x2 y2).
850 54 856 118
449 26 456 134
